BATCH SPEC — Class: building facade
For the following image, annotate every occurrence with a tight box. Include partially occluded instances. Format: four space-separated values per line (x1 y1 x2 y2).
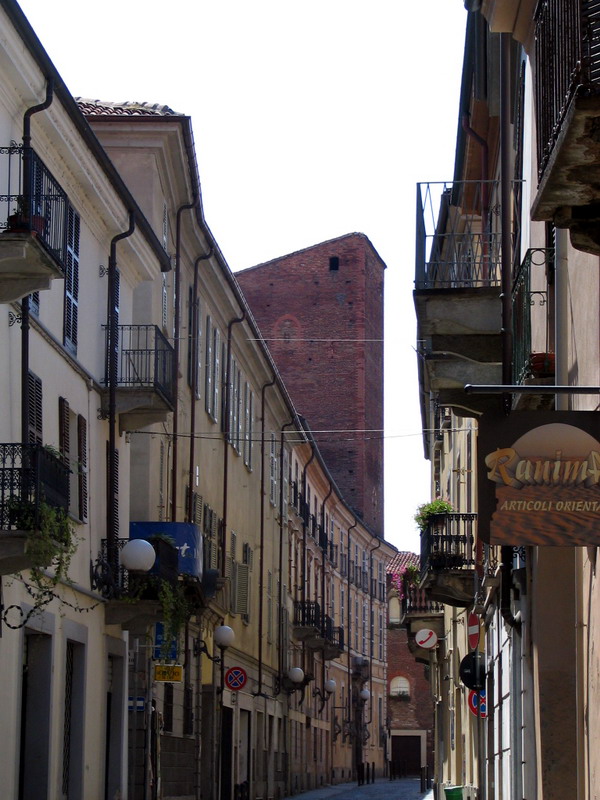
412 2 600 798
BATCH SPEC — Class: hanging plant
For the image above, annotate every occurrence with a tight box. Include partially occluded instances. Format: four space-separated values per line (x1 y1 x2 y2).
414 498 454 531
8 497 78 611
390 563 420 599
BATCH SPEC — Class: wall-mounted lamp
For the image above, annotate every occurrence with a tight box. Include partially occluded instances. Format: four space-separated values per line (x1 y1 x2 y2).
120 539 157 572
90 537 156 599
215 625 235 694
358 687 370 703
313 678 337 712
282 667 313 703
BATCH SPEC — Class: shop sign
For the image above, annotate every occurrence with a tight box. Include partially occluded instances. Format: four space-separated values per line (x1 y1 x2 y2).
478 411 600 546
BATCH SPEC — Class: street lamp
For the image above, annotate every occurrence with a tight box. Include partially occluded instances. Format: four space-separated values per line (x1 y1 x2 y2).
313 677 337 712
215 625 235 800
120 538 156 572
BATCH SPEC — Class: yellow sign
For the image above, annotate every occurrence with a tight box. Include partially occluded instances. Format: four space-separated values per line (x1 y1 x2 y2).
154 664 183 682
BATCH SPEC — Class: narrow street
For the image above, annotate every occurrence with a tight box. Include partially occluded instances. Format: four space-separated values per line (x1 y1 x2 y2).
284 777 433 800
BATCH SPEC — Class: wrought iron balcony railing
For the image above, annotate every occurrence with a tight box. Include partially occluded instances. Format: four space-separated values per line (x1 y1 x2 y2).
535 0 600 179
1 145 69 269
0 443 70 530
293 600 321 628
415 180 502 289
512 248 555 385
401 583 445 620
103 324 174 406
420 512 477 581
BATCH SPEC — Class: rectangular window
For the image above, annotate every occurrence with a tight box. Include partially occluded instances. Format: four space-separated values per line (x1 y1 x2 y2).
63 207 80 353
378 612 384 661
243 382 253 469
162 275 168 330
269 433 277 506
204 317 221 421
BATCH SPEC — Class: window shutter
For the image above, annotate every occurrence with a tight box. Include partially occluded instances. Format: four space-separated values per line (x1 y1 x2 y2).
64 207 80 353
28 372 43 444
58 396 70 464
205 316 212 414
77 414 88 521
235 562 250 615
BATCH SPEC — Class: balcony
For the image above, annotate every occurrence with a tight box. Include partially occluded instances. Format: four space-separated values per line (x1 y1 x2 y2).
0 443 70 574
531 0 600 254
292 600 345 658
102 324 175 431
293 600 321 641
512 248 555 409
414 181 503 417
420 512 477 607
0 145 68 302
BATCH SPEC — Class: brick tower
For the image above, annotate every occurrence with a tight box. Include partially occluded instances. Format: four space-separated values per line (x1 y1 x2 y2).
236 232 385 537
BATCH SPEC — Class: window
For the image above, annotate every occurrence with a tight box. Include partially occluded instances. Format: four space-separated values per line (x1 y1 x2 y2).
243 382 253 469
378 612 384 660
58 398 88 520
204 317 220 421
63 207 80 353
390 676 410 698
329 256 339 271
269 433 278 506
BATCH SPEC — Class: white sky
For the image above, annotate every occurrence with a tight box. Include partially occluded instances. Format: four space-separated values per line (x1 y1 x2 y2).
18 0 468 554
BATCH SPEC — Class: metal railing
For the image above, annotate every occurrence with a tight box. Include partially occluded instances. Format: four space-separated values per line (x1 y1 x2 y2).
535 0 600 178
512 248 554 384
103 324 174 406
401 583 445 619
0 145 68 269
293 600 321 628
420 512 477 581
0 443 70 531
415 180 502 289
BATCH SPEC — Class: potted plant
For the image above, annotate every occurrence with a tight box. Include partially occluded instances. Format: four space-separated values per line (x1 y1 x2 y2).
6 196 45 235
414 498 454 531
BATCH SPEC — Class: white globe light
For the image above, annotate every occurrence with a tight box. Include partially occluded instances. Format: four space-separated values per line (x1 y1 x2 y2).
120 539 156 572
359 688 371 701
214 625 235 649
324 678 337 694
287 667 305 684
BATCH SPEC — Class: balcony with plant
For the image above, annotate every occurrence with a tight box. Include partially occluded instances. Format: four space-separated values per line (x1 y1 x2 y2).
0 145 68 302
417 500 477 607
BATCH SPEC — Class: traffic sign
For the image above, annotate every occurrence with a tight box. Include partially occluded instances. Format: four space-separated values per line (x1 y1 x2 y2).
225 666 248 691
154 664 183 682
414 628 438 649
468 690 487 718
468 612 480 651
459 651 485 690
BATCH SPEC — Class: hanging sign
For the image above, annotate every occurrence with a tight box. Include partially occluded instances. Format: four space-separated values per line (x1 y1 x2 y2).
478 411 600 546
414 628 438 649
154 664 183 682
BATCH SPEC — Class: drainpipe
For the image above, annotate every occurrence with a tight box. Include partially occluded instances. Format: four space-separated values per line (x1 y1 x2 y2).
555 230 569 410
255 375 276 696
20 79 54 446
276 418 298 693
186 248 214 521
221 312 246 542
346 517 357 711
500 32 513 415
171 199 197 523
107 212 135 568
320 482 333 638
365 536 382 730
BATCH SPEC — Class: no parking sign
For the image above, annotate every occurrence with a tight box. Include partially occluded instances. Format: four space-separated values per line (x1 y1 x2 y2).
225 666 247 691
468 690 487 718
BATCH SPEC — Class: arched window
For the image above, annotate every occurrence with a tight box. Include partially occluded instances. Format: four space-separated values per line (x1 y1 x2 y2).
390 676 410 697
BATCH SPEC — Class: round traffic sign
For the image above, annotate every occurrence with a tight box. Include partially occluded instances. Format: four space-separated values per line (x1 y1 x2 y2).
225 666 247 691
468 612 480 651
459 651 485 690
415 628 438 649
468 689 487 718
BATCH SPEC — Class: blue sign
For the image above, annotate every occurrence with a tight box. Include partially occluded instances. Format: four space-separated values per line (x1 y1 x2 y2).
129 522 203 579
154 622 178 661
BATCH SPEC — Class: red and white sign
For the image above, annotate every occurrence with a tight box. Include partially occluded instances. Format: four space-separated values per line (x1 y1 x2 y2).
415 628 438 649
468 689 487 718
225 667 247 691
468 612 480 651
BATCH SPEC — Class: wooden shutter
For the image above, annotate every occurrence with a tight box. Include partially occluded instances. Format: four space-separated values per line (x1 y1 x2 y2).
58 396 70 464
234 563 250 615
28 372 43 444
77 414 88 521
64 207 80 352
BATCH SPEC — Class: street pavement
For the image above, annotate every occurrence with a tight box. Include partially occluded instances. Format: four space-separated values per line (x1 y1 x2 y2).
283 777 434 800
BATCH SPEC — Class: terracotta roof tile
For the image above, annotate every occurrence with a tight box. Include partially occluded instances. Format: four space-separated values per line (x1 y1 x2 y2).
76 98 182 117
387 551 419 574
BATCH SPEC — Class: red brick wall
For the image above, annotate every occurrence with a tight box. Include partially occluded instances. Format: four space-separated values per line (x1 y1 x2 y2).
387 624 435 768
236 233 384 536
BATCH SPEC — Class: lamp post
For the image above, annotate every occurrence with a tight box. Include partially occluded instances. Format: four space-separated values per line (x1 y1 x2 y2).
355 687 370 786
214 625 235 800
